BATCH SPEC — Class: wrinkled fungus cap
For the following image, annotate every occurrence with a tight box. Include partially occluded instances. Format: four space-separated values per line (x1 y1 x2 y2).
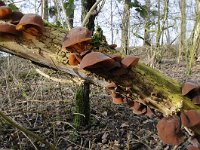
0 6 12 19
16 13 44 34
68 53 81 66
80 52 117 71
156 115 184 145
182 82 199 96
129 101 147 115
111 92 124 104
0 23 18 35
121 55 140 68
62 27 92 51
181 110 200 127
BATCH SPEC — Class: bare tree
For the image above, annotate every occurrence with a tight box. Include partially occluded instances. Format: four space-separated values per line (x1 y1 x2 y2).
178 0 186 64
41 0 48 21
143 0 151 46
121 0 131 54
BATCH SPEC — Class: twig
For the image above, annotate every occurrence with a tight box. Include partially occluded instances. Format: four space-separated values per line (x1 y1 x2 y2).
35 68 83 84
0 111 58 150
82 0 103 27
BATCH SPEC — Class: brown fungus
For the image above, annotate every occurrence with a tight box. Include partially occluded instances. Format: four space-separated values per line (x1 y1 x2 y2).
182 82 199 96
80 52 118 72
111 92 124 104
16 13 44 36
128 101 147 115
181 110 200 128
121 55 140 69
0 6 12 19
62 27 92 53
0 23 18 35
156 115 184 145
68 53 81 66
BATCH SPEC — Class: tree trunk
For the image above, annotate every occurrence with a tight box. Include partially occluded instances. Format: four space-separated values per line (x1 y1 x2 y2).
41 0 49 21
178 0 186 64
81 0 96 33
187 0 200 74
121 0 130 55
1 22 200 134
143 0 151 46
74 82 90 129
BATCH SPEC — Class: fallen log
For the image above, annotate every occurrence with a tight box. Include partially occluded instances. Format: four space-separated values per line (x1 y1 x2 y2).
1 20 200 145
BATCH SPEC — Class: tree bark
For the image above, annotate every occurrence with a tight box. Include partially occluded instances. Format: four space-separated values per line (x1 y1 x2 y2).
178 0 186 64
143 0 151 46
0 21 200 133
121 0 130 54
41 0 49 21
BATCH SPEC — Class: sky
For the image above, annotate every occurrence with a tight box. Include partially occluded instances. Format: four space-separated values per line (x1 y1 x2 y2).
9 0 197 47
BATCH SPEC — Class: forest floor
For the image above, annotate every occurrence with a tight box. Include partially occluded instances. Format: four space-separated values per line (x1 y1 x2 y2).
0 52 200 150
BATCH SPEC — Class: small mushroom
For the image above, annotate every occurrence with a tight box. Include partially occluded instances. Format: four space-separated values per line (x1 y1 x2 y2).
121 55 140 69
181 110 200 127
111 92 124 104
156 115 184 145
0 6 12 19
0 1 5 6
128 101 147 115
182 82 199 96
62 27 92 53
68 53 81 66
0 23 18 35
80 52 118 72
16 13 44 36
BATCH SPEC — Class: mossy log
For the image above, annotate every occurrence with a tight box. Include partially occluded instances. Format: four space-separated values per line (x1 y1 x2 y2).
0 21 200 133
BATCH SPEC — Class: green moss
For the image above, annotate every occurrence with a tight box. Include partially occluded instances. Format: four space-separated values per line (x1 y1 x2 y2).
135 63 181 93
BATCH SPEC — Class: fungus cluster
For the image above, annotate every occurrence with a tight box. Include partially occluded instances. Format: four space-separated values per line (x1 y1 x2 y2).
156 81 200 149
0 1 44 37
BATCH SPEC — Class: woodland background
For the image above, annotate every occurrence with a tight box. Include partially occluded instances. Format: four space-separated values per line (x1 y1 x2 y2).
1 0 200 149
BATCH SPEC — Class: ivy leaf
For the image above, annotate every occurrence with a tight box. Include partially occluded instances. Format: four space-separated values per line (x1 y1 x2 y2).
8 3 19 12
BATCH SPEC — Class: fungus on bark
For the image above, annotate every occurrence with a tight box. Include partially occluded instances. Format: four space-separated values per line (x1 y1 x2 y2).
0 23 18 35
80 52 118 72
121 55 140 69
68 53 81 66
181 110 200 128
111 92 124 104
156 115 184 145
62 27 92 53
128 101 147 115
16 13 44 36
182 82 200 105
0 6 12 19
